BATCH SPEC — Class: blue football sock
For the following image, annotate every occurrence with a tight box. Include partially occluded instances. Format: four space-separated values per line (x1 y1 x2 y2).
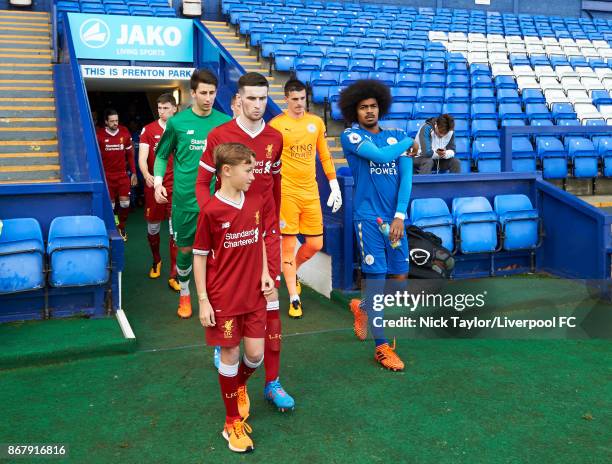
363 272 388 347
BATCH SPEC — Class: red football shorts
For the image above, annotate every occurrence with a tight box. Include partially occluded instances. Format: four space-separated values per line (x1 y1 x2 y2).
106 174 131 201
144 185 172 222
205 308 266 347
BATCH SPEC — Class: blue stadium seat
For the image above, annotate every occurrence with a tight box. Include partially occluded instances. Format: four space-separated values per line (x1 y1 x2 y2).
499 103 526 121
413 102 442 119
453 118 470 138
387 102 414 119
471 119 499 138
47 216 110 287
494 194 540 251
57 1 80 12
375 59 399 72
0 218 44 294
339 71 368 86
591 90 612 106
521 89 546 104
396 73 421 87
594 137 612 177
310 72 340 104
274 47 299 72
446 74 469 88
294 57 321 83
495 89 519 105
471 103 497 120
537 137 568 179
471 88 496 103
329 94 343 120
565 138 599 178
417 88 444 103
406 119 426 138
420 74 446 88
455 137 471 173
442 103 470 120
512 137 537 172
348 59 375 72
423 61 446 74
551 103 577 121
452 197 498 253
390 87 417 102
368 71 396 86
300 45 325 58
472 138 502 172
471 74 494 88
410 198 454 251
444 88 470 103
494 75 518 89
525 103 552 121
321 58 349 72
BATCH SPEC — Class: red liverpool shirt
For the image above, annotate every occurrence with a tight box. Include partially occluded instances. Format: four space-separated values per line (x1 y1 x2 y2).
96 125 136 177
140 120 174 191
193 190 276 316
195 118 283 211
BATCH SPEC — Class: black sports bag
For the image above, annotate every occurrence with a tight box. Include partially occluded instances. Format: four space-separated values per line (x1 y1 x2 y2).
406 225 455 279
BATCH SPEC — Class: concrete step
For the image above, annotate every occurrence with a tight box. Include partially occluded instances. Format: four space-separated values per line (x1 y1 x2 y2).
0 55 50 63
0 10 49 17
0 27 49 36
0 151 59 166
0 62 52 69
0 127 57 141
0 34 50 42
0 47 51 55
0 21 49 29
0 79 53 87
0 108 56 118
0 117 56 128
0 40 50 48
0 165 60 183
0 89 54 98
0 69 52 76
0 139 57 154
0 96 55 106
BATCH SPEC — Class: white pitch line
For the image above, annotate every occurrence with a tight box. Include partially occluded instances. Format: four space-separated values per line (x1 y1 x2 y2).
136 326 353 354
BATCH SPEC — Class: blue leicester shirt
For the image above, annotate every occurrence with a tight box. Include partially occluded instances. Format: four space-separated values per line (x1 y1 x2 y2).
340 124 413 221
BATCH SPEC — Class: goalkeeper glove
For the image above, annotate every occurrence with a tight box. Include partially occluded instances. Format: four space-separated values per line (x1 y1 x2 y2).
327 179 342 213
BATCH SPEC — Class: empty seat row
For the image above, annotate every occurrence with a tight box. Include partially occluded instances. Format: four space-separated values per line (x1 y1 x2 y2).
0 216 110 294
409 195 541 253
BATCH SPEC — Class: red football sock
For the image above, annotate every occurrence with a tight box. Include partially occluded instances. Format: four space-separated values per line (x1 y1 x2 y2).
147 233 161 264
118 206 129 230
219 372 240 424
169 237 178 278
237 355 259 387
264 308 281 383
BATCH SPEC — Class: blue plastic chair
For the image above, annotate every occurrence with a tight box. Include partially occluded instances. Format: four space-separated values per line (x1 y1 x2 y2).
452 197 499 253
0 218 44 294
410 198 454 251
494 194 540 251
47 216 110 287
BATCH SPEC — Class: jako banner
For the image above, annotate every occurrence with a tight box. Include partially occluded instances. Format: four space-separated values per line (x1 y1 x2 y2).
67 13 194 62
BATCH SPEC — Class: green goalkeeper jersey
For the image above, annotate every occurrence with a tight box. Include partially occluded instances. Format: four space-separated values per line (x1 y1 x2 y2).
154 107 230 213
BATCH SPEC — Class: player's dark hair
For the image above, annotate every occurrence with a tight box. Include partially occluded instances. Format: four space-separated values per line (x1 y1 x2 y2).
338 79 392 124
190 68 218 91
284 79 306 96
104 108 118 121
214 143 255 173
157 93 177 106
436 114 455 133
238 72 269 91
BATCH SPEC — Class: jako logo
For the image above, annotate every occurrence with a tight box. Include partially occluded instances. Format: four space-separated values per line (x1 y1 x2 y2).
117 25 182 46
80 18 110 49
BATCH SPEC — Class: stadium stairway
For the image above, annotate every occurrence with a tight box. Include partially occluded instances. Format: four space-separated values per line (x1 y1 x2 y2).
0 8 59 184
202 19 346 165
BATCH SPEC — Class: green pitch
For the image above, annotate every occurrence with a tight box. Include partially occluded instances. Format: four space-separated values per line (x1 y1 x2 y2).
1 212 610 463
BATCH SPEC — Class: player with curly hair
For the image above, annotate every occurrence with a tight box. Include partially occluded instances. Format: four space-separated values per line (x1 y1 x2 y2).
338 79 416 371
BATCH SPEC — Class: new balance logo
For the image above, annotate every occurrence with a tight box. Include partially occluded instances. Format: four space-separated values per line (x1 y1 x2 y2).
221 222 230 229
186 129 195 135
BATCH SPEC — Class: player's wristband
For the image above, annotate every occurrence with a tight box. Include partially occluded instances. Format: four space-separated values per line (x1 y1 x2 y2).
198 292 209 301
153 176 163 188
394 212 406 221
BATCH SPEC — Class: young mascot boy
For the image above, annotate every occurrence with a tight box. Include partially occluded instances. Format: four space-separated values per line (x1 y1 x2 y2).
193 142 276 453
